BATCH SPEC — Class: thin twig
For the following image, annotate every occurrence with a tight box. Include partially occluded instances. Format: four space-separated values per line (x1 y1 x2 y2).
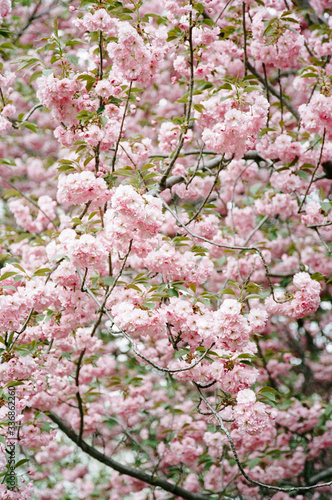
72 246 133 441
262 63 270 127
278 70 284 127
22 104 43 123
298 128 326 213
194 384 332 493
186 143 205 188
230 163 252 243
75 349 86 443
104 240 132 301
159 5 195 190
244 215 269 246
242 3 248 76
73 242 134 441
77 268 215 374
149 150 218 158
45 411 211 500
156 194 288 303
308 222 332 228
214 0 234 24
185 157 225 225
78 201 92 220
314 227 331 254
98 30 103 80
14 0 43 41
247 62 300 121
0 174 57 230
108 416 159 469
111 82 132 172
89 240 133 338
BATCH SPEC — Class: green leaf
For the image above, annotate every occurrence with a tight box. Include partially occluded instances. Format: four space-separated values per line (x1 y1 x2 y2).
193 103 205 113
65 53 79 67
143 302 155 309
200 18 215 27
15 458 29 468
49 254 68 261
5 381 24 388
0 158 15 166
310 272 326 282
71 217 83 225
174 349 189 359
167 27 182 42
301 72 318 78
13 275 24 283
16 56 44 71
66 38 84 47
32 268 52 277
29 70 43 84
58 159 75 164
244 282 261 293
115 167 135 177
297 170 309 180
219 95 233 103
249 183 262 196
42 69 55 76
220 288 235 295
57 164 76 172
219 82 232 90
0 272 17 282
245 294 262 300
258 386 281 402
237 353 257 360
12 264 25 273
176 95 188 104
243 86 261 92
248 456 261 469
143 172 158 180
0 42 16 51
21 122 38 133
126 284 142 292
281 17 299 23
320 201 331 215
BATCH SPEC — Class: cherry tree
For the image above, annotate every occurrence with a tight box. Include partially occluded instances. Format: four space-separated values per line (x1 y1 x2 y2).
0 0 332 498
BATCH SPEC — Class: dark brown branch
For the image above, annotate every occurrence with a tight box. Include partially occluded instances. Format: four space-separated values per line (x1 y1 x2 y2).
111 82 132 172
185 157 225 225
75 349 86 443
298 128 326 213
155 151 265 193
159 6 195 191
46 411 210 500
247 62 300 121
242 3 248 76
98 30 103 80
194 384 332 493
14 0 43 41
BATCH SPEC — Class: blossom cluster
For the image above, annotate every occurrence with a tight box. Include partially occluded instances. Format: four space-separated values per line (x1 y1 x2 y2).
266 272 321 319
0 0 331 498
197 90 269 158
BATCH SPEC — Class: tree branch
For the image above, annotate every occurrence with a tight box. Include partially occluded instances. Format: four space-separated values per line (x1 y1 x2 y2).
194 384 332 493
46 411 210 500
247 62 300 121
159 5 195 190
